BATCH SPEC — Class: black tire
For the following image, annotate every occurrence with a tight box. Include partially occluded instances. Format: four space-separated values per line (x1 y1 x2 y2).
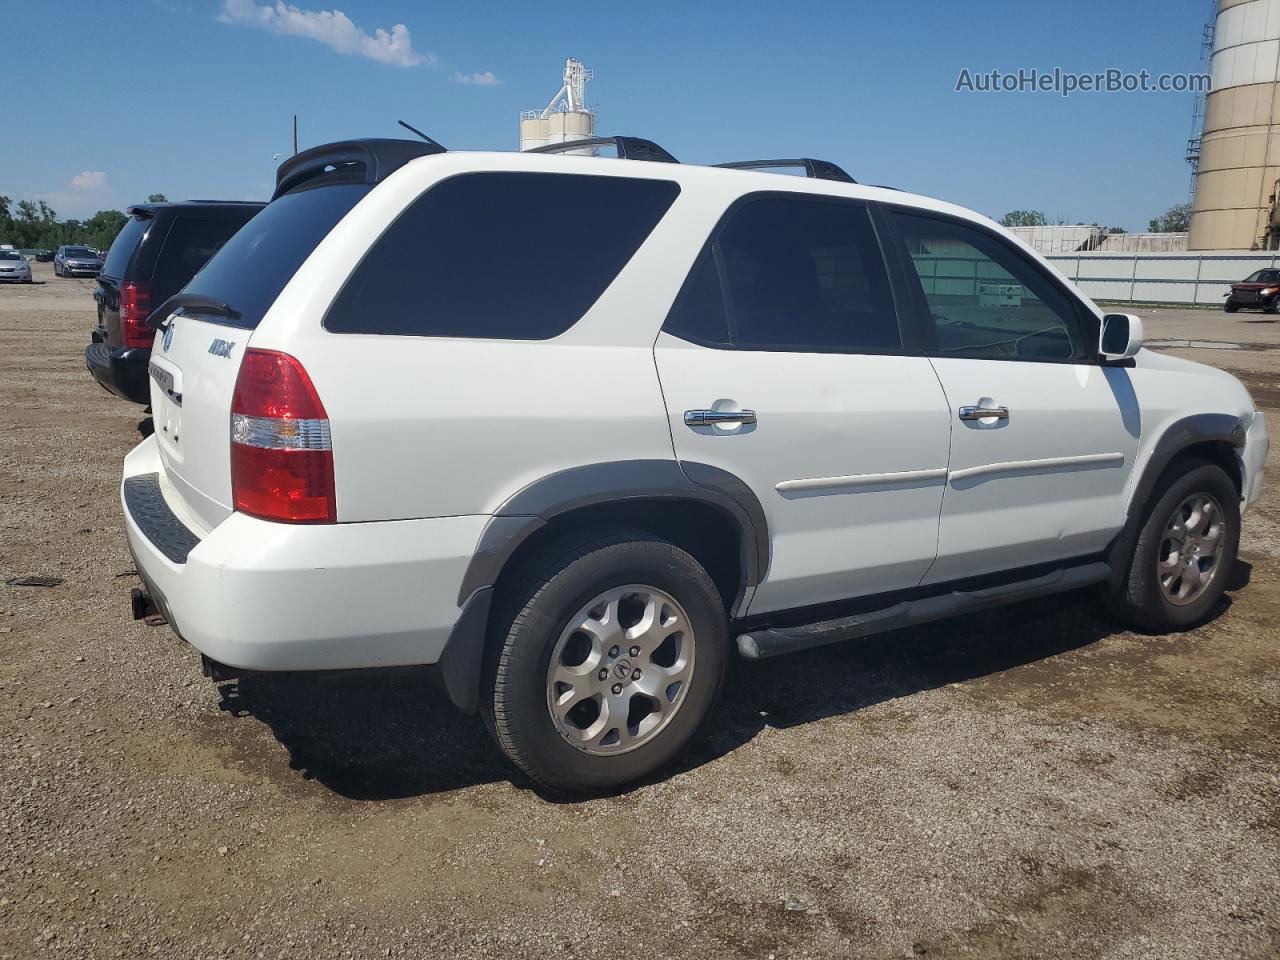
53 263 60 277
482 531 729 793
1107 461 1240 632
1224 301 1239 313
1267 300 1280 315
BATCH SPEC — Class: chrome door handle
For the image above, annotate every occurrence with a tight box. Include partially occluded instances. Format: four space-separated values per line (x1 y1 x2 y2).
684 409 757 427
959 405 1009 421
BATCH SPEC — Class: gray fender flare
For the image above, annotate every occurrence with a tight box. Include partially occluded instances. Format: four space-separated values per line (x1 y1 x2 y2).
1105 412 1246 589
438 459 769 713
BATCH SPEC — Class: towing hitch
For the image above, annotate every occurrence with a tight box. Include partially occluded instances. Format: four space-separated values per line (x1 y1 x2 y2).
130 587 167 626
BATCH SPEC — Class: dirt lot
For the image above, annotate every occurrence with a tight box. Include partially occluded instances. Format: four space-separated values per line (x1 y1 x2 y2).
1 263 1278 959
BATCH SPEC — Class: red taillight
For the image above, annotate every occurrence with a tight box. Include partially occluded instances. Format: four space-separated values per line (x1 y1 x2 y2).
230 349 336 524
120 281 153 349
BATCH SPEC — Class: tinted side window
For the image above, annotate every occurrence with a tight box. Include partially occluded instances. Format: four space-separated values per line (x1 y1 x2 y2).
325 173 681 339
891 211 1088 362
151 215 254 297
663 251 730 347
102 217 149 278
665 197 899 353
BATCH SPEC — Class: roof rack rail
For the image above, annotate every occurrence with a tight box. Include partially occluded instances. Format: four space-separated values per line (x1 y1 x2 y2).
714 158 856 183
526 136 678 164
273 137 447 200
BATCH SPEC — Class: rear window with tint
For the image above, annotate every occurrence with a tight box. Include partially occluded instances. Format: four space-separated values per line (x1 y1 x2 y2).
324 172 681 339
178 180 370 329
151 214 256 299
102 217 149 278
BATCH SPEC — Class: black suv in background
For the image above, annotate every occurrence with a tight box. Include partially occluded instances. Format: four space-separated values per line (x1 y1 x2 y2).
85 201 264 403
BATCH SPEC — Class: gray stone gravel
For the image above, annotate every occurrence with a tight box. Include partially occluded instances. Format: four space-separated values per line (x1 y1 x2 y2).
2 274 1278 958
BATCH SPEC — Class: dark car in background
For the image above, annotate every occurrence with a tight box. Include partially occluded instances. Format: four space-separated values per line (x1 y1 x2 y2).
85 201 265 403
1225 268 1280 314
54 245 104 278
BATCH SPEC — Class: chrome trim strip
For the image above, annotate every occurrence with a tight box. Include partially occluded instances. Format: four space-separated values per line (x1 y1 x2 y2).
948 452 1124 483
231 414 332 451
776 467 949 493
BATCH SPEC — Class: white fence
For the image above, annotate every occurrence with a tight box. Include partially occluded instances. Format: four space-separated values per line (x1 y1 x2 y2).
1045 251 1280 307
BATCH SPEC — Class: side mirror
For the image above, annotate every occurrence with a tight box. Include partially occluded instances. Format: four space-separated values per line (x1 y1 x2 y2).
1100 313 1143 360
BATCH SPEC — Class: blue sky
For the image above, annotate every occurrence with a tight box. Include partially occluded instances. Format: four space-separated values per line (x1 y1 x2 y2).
2 0 1210 230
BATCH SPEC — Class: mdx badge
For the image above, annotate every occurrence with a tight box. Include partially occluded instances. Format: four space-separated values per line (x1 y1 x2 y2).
209 338 236 358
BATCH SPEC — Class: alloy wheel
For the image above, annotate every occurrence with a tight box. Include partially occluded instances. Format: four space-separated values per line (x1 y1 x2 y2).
1158 492 1225 606
546 585 694 756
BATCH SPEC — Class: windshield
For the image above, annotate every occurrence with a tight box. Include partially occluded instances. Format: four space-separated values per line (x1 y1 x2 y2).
178 180 370 329
0 252 23 261
65 247 95 258
1244 270 1280 283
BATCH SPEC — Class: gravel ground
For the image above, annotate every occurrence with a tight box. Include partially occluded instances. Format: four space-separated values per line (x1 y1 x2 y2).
1 264 1278 959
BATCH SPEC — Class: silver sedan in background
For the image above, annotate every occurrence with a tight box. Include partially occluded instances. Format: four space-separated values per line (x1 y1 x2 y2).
0 250 33 283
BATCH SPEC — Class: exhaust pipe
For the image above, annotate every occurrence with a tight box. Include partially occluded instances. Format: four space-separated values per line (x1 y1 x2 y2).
130 587 167 626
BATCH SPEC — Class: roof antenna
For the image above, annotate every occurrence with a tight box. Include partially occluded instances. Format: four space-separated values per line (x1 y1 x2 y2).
397 120 446 151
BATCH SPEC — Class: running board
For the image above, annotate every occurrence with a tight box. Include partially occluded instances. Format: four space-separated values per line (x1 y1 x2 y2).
736 561 1110 660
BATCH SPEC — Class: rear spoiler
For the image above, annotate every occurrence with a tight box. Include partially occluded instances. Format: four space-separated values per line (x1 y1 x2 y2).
272 138 447 200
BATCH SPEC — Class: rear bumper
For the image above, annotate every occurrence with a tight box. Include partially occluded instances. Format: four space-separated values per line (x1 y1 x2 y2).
85 342 150 404
121 436 489 673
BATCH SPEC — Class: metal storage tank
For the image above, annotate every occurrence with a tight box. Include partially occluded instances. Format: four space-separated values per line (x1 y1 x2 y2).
1190 0 1280 249
519 58 596 154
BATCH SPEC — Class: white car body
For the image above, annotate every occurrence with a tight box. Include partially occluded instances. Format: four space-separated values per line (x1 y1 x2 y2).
121 143 1269 708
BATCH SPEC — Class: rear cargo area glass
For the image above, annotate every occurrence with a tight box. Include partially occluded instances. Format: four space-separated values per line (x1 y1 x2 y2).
177 181 370 329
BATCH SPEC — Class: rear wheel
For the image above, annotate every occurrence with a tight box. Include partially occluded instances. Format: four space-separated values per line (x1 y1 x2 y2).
1107 461 1240 631
483 532 728 793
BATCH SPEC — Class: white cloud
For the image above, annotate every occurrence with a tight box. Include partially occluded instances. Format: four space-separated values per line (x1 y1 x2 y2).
70 171 107 190
450 70 501 87
217 0 432 68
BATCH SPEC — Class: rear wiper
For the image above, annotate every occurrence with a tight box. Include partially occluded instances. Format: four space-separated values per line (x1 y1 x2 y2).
147 293 242 330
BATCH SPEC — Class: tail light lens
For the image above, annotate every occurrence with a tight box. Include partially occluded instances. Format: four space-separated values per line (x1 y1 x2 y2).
120 281 153 349
230 349 336 523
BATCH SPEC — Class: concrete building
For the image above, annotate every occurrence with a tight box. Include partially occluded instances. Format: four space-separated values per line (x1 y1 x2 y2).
1190 0 1280 249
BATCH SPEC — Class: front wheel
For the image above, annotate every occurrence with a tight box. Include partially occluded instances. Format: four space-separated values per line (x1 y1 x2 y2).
483 532 728 793
1107 461 1240 632
1224 301 1239 313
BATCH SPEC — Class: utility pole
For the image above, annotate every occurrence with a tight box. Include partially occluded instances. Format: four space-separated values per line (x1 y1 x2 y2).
292 115 298 155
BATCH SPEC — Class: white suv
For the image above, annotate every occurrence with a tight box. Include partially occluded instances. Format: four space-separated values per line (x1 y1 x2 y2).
122 136 1269 792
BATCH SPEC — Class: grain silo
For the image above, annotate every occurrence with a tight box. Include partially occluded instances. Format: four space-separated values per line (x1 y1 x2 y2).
519 58 595 153
1190 0 1280 249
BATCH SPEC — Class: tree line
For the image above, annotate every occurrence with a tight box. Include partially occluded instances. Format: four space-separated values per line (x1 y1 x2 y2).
998 203 1191 234
0 194 167 252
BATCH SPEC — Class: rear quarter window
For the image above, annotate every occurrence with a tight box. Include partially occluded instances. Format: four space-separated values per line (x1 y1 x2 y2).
324 172 681 339
101 217 150 279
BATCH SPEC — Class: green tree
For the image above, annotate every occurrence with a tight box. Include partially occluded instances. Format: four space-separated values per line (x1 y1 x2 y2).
1148 203 1191 233
83 210 128 251
999 210 1048 228
146 193 168 203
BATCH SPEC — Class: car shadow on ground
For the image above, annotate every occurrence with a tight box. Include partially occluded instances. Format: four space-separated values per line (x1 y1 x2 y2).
215 574 1244 803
